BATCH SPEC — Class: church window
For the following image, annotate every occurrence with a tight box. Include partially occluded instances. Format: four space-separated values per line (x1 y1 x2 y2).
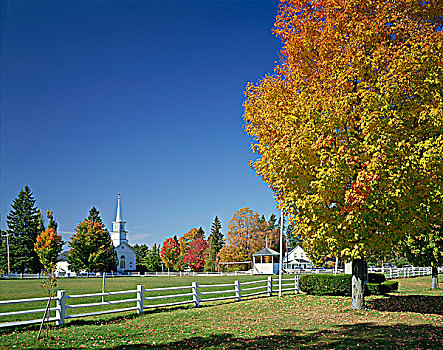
120 255 126 269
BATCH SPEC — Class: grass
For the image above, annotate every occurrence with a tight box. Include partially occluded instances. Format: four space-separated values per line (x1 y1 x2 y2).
0 274 442 349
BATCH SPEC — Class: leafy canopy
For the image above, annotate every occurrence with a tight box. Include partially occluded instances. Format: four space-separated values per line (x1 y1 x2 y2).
243 0 443 261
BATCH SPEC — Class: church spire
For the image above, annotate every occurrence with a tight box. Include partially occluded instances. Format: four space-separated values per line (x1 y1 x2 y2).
116 193 122 222
111 193 127 247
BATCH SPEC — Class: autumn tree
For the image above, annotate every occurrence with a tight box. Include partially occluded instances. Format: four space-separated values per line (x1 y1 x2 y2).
243 0 443 309
177 228 201 270
46 210 58 231
87 207 104 226
6 186 43 273
218 208 275 270
161 238 180 271
68 220 117 273
34 228 63 273
184 237 208 272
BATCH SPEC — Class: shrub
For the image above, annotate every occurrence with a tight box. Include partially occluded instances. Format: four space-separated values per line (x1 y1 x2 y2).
299 274 352 296
366 283 385 295
382 280 398 292
365 280 398 295
368 273 386 284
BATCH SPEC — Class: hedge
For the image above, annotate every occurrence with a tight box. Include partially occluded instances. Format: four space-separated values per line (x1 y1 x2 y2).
366 280 399 295
299 274 352 296
368 273 386 284
382 280 398 292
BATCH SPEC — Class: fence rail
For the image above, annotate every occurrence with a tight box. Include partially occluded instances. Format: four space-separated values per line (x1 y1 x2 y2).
2 266 441 329
0 276 297 329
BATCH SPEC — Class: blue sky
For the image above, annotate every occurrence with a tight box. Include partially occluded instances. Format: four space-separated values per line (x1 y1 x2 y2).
1 0 282 246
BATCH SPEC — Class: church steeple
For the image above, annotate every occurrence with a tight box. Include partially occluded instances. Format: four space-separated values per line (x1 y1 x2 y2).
111 193 128 247
116 193 122 222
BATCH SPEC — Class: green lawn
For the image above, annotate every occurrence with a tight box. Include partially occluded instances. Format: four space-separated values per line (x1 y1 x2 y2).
0 275 442 349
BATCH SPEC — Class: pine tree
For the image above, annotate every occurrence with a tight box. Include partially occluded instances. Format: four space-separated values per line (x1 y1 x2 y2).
0 230 7 273
197 227 205 239
268 214 277 230
6 186 43 273
87 207 104 226
210 216 223 255
205 216 223 271
37 209 45 234
46 210 58 231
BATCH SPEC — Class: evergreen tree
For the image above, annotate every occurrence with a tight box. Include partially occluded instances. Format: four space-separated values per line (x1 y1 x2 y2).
37 209 45 234
197 227 205 239
268 214 277 230
87 207 104 226
6 186 43 273
210 216 223 254
68 220 117 273
205 216 224 271
144 244 162 272
0 230 6 273
133 244 150 272
286 223 302 249
46 210 58 231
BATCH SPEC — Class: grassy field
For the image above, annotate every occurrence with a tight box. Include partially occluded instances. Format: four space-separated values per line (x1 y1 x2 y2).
0 275 442 349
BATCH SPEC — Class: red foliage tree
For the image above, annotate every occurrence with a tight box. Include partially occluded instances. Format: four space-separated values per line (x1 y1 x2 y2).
184 237 208 272
160 238 180 270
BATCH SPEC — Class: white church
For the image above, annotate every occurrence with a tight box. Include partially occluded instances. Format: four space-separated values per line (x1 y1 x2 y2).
56 194 136 275
111 194 136 273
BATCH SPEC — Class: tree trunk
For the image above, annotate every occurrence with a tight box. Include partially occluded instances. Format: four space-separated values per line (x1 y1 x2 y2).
351 259 366 310
431 266 439 289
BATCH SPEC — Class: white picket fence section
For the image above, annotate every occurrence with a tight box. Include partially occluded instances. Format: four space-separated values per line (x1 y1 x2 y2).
0 276 299 329
367 266 437 280
1 270 254 279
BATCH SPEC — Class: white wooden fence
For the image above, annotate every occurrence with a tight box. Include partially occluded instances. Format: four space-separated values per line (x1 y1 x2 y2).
0 276 299 329
367 266 437 279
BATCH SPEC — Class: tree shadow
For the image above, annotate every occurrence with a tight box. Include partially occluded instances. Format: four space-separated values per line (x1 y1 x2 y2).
41 323 443 349
367 294 443 315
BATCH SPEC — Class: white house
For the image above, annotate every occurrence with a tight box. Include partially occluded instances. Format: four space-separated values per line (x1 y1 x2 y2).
283 245 313 270
110 194 136 273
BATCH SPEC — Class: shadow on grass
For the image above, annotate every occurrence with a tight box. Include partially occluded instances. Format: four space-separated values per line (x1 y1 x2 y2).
41 323 443 349
367 294 443 315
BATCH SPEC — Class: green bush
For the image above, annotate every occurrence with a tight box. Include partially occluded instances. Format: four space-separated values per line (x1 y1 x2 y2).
368 273 386 284
366 283 385 295
299 274 352 296
382 280 398 292
365 280 398 295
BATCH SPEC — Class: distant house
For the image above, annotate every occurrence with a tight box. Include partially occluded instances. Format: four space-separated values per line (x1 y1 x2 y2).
283 245 313 270
56 251 73 276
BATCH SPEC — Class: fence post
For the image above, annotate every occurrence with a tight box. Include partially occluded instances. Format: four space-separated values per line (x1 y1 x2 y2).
295 275 299 294
136 285 144 314
37 273 39 279
234 280 241 301
56 290 66 326
192 282 200 307
389 268 392 279
267 276 273 296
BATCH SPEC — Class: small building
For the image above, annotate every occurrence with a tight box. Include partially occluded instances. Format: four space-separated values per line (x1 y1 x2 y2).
252 247 280 274
110 194 136 273
55 252 73 276
283 245 313 270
